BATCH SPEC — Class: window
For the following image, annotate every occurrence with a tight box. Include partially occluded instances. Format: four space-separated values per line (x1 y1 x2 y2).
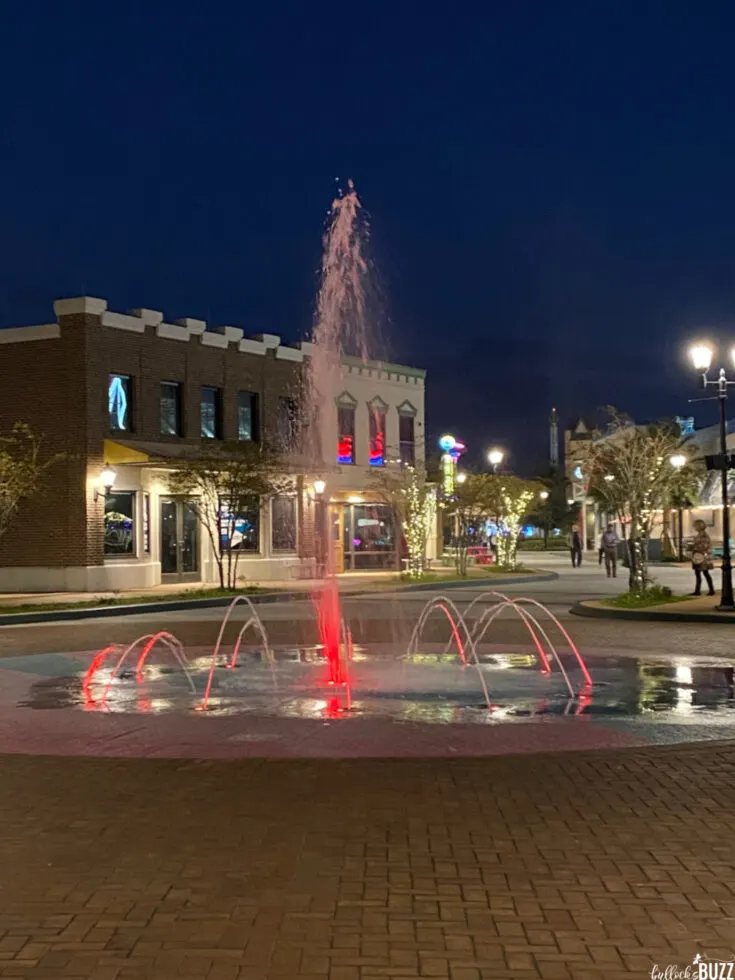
277 397 298 450
272 496 297 551
369 407 386 467
219 498 260 552
143 493 150 553
343 503 396 570
108 374 132 432
160 382 182 436
399 414 415 466
200 386 222 439
337 406 356 464
238 391 259 441
104 491 135 556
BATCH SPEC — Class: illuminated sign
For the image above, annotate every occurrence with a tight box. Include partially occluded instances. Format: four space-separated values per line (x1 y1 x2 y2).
108 375 129 431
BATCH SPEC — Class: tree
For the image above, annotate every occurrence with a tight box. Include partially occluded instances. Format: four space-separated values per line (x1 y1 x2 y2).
451 474 495 576
168 441 289 589
0 423 60 542
492 475 544 569
450 473 542 574
370 458 435 578
586 410 697 592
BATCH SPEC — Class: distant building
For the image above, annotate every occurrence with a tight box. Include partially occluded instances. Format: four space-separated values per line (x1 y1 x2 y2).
0 296 429 591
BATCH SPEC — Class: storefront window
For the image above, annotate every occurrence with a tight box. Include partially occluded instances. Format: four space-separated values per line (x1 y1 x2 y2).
344 503 396 570
219 498 260 552
104 491 135 556
272 496 297 551
143 493 150 553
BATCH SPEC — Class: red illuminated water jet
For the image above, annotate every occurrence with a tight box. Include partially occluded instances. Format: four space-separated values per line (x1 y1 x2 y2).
315 578 344 685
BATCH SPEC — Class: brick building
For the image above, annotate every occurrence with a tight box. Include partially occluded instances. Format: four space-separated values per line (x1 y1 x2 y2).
0 296 428 591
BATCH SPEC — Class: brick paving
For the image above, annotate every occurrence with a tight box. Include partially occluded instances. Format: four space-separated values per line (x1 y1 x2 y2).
0 745 734 978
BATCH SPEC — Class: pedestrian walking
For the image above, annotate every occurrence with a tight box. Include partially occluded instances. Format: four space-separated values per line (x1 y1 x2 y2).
686 519 715 596
600 523 620 578
567 524 583 567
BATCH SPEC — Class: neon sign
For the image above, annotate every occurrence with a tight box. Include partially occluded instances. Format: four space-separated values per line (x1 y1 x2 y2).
337 435 354 465
369 430 385 467
439 434 466 495
108 375 129 431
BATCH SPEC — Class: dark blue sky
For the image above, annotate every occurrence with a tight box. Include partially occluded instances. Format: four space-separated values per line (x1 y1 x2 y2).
2 1 735 470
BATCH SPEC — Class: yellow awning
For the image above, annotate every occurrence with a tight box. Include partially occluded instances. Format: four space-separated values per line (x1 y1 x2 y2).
103 440 150 465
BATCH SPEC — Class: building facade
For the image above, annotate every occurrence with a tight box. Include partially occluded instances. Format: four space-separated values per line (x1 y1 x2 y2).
0 296 428 591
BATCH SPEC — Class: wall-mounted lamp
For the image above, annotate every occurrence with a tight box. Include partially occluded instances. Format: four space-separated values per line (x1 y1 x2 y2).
95 465 117 502
312 479 326 496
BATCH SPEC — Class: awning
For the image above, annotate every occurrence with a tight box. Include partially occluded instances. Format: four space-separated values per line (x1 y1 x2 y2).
103 440 151 465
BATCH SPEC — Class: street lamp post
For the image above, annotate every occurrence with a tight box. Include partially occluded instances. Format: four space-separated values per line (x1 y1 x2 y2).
670 454 687 564
690 344 735 610
539 490 550 549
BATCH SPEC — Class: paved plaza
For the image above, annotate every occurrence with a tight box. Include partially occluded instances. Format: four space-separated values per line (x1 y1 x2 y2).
0 563 733 977
0 746 734 978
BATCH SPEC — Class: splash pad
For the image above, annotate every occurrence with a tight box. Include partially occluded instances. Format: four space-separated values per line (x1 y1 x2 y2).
77 592 592 718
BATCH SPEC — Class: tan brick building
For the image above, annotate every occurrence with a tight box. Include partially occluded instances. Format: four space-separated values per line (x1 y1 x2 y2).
0 297 428 590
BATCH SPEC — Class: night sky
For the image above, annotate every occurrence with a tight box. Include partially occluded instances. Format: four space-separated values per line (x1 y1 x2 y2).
3 2 735 471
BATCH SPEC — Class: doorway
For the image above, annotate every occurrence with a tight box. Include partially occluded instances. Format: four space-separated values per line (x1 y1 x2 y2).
330 505 345 573
160 498 200 582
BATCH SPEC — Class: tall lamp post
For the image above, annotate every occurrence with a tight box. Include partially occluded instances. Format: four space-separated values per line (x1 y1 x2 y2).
539 489 550 549
670 454 687 563
690 344 735 610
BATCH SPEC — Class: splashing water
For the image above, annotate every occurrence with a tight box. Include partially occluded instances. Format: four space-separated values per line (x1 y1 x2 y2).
305 181 372 687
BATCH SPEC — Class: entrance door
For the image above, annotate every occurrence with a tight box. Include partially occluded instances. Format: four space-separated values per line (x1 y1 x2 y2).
160 498 200 582
330 505 345 573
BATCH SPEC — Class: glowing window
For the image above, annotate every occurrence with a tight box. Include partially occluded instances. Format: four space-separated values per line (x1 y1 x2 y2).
337 406 355 464
104 491 135 555
369 408 386 467
108 374 132 432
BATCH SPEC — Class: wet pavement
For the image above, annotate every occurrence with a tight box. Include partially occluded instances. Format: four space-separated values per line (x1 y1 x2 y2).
1 640 735 758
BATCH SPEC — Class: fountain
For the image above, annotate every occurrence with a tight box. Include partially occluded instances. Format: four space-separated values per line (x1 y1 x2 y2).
306 181 371 689
75 184 593 725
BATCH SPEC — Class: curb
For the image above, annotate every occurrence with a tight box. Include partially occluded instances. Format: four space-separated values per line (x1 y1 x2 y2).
0 590 315 627
570 599 735 625
394 572 558 593
0 572 559 626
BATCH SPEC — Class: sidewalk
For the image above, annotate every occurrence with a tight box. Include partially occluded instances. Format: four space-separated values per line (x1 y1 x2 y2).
0 572 399 608
574 593 735 623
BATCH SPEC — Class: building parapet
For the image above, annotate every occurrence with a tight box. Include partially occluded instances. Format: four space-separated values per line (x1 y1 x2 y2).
2 297 426 380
